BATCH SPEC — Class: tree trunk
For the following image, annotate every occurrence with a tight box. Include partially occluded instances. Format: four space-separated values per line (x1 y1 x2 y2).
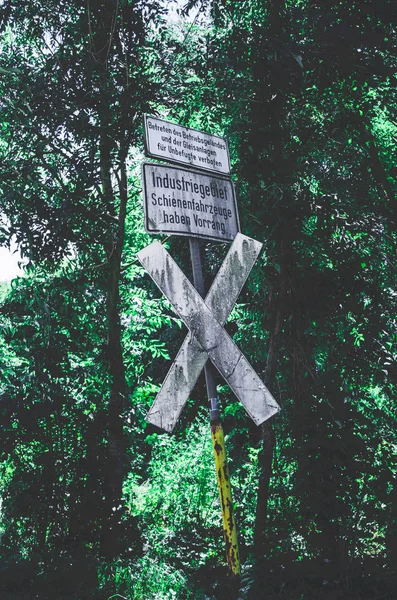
253 245 288 559
100 126 129 558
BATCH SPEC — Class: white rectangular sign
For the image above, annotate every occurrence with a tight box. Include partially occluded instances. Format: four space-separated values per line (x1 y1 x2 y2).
142 162 240 242
144 115 231 176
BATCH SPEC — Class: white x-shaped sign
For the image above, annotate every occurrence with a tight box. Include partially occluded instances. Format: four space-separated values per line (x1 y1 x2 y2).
137 233 280 432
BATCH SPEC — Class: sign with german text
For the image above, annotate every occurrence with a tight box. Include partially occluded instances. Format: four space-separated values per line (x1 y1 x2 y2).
144 115 231 176
142 162 239 242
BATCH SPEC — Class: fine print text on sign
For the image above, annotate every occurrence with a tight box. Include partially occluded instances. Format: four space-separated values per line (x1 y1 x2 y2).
144 115 231 176
142 162 239 242
137 234 280 432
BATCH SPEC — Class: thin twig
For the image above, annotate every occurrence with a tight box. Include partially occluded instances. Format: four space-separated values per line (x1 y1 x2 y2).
105 0 119 67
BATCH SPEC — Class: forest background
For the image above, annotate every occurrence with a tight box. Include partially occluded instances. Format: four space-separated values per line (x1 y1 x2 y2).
0 1 396 599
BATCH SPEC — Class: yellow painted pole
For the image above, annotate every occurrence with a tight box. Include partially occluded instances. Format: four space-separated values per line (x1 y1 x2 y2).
210 412 241 576
189 238 240 577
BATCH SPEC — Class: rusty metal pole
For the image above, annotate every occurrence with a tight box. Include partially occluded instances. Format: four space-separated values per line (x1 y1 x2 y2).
189 237 241 578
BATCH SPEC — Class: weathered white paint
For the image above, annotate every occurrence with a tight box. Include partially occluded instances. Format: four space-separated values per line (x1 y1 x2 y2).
142 162 239 243
137 234 280 431
144 234 263 431
144 115 231 175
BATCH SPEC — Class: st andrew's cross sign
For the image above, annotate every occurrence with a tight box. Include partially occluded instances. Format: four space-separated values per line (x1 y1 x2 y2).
137 233 280 431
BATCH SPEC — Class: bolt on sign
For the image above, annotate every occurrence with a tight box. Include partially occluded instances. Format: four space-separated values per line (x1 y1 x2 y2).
142 162 239 242
144 115 231 176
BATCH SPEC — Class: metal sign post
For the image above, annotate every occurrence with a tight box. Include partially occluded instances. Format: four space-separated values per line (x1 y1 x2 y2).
189 237 240 576
140 116 280 583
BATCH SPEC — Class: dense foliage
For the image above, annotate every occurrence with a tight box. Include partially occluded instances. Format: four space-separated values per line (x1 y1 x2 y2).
0 1 396 598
